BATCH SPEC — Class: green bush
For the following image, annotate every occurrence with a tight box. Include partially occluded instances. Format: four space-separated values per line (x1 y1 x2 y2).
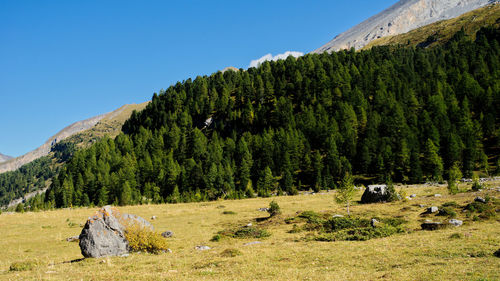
323 217 370 232
220 248 242 257
210 234 222 242
442 201 459 208
233 226 270 239
315 225 403 241
125 225 169 254
216 226 271 240
449 233 463 239
437 207 457 218
268 200 281 217
9 260 39 271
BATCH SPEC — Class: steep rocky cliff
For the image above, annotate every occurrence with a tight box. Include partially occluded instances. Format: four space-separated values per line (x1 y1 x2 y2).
313 0 496 53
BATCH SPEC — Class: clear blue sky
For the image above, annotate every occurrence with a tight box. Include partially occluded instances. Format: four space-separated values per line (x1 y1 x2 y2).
0 0 398 157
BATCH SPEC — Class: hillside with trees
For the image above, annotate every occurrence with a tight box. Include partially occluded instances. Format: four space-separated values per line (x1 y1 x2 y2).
35 26 500 209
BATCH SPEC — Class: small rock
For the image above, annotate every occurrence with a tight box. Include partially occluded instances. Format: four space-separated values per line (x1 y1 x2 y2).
332 214 344 218
410 194 417 198
161 231 174 238
419 204 426 208
151 216 157 220
370 218 380 227
405 196 412 200
195 245 211 251
421 222 445 231
448 219 463 227
245 223 253 227
474 197 486 203
163 248 173 253
434 194 442 197
257 208 269 212
244 241 262 246
66 235 79 242
427 206 439 213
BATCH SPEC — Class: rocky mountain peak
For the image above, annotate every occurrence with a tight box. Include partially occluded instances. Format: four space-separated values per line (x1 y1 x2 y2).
313 0 496 53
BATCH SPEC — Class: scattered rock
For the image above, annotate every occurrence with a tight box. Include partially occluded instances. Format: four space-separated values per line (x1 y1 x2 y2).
257 208 269 212
419 204 426 208
244 241 262 246
245 223 253 227
163 248 173 253
434 194 442 197
66 235 79 242
195 245 211 251
151 216 157 220
161 231 174 238
410 194 417 198
361 185 389 203
421 222 446 231
448 219 463 227
427 206 439 213
370 218 380 227
474 197 486 203
79 205 152 258
332 214 344 218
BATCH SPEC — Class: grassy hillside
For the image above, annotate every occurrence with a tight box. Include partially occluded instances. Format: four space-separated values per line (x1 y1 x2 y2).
1 182 499 280
365 4 500 49
65 102 149 149
0 102 149 209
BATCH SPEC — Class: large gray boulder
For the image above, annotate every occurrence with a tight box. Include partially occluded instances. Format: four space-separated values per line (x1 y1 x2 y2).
79 205 152 258
361 185 389 203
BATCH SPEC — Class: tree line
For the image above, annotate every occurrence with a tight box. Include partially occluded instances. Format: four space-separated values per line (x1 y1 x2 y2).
20 27 500 209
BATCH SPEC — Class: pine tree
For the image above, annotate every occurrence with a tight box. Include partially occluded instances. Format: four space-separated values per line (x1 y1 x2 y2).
335 173 356 216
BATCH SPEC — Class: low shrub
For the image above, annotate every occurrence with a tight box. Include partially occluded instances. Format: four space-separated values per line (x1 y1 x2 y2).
437 207 457 218
442 201 459 208
268 201 281 217
125 225 169 254
216 226 271 240
233 226 270 239
220 248 242 257
315 225 403 241
449 233 463 239
303 216 407 241
323 217 371 232
211 234 222 242
222 211 237 215
9 260 39 271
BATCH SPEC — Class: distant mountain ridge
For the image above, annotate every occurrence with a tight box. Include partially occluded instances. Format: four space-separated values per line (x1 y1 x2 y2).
0 153 12 163
313 0 496 53
0 103 148 174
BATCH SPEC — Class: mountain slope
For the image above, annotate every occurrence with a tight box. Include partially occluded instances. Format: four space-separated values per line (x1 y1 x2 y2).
0 102 148 173
0 153 12 163
38 27 500 209
313 0 495 53
364 4 500 49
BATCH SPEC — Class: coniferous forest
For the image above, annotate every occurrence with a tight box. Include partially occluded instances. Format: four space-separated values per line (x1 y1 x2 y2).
29 27 500 208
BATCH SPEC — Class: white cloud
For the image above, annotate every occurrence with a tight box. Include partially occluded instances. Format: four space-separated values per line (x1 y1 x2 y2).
249 51 304 68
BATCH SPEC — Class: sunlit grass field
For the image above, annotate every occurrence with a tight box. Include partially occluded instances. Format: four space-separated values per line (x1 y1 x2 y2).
1 182 499 280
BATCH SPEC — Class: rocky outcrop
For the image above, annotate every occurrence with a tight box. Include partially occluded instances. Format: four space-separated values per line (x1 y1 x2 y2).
79 206 152 258
361 185 390 203
313 0 494 53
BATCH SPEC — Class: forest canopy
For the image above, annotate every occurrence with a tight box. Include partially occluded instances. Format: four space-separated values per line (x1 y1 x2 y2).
30 27 500 208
